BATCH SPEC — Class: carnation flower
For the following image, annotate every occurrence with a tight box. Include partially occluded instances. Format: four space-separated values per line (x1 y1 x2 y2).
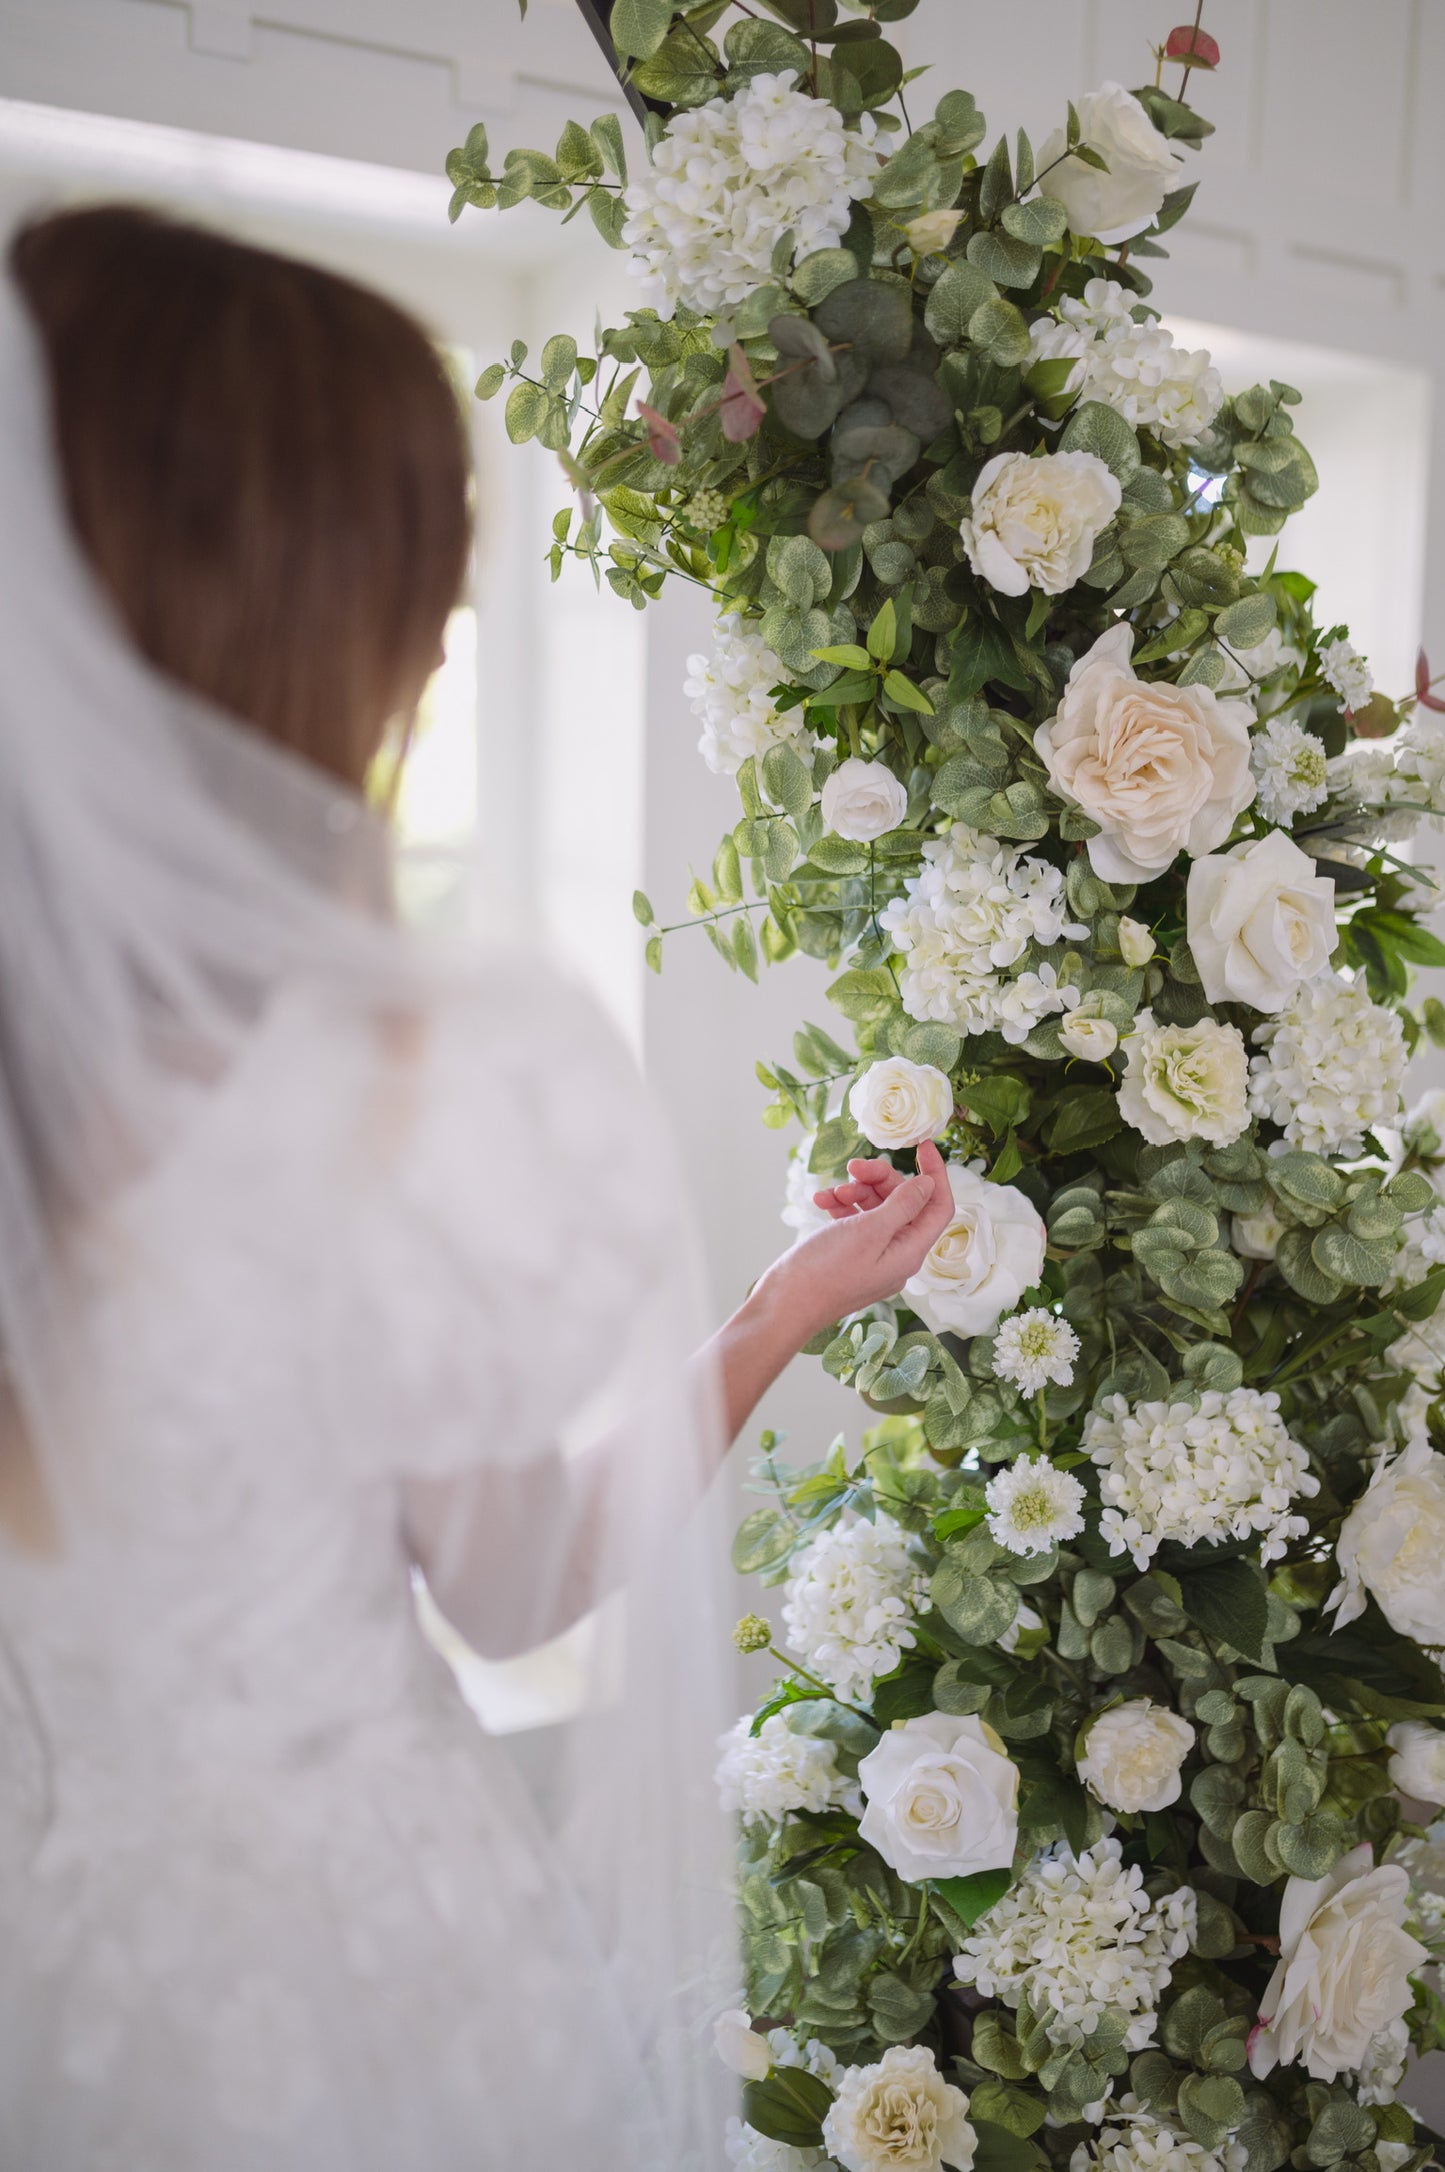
984 1454 1086 1556
1118 1011 1250 1148
960 449 1121 597
1389 711 1445 822
1319 636 1374 714
1078 1701 1195 1815
1071 2096 1247 2172
685 615 816 777
880 825 1086 1040
992 1309 1081 1395
1084 1387 1318 1571
1248 973 1406 1156
1028 281 1223 448
623 73 879 318
1249 717 1329 824
782 1135 833 1238
822 2043 977 2172
716 1713 856 1824
780 1512 929 1704
953 1840 1195 2053
1250 1845 1428 2085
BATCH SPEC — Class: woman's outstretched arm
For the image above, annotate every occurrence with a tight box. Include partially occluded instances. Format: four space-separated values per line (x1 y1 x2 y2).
403 1142 955 1658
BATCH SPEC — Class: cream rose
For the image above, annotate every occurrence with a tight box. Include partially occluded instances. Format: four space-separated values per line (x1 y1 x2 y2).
713 2009 772 2081
822 757 909 843
960 449 1121 599
1233 1210 1285 1261
823 2044 977 2172
904 208 964 257
1036 625 1256 884
1077 1698 1195 1814
1118 916 1157 968
1327 1435 1445 1642
1060 1014 1119 1062
1118 1010 1249 1148
903 1162 1046 1337
850 1057 954 1151
1249 1845 1429 2083
1387 1721 1445 1807
1037 83 1181 245
1186 830 1336 1012
857 1712 1019 1884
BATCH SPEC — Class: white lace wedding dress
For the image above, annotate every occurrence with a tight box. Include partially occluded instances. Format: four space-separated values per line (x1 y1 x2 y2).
0 969 731 2170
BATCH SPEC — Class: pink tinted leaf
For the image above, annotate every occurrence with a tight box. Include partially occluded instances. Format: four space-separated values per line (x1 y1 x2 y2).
720 344 767 444
1165 24 1221 66
1417 646 1445 712
636 400 681 466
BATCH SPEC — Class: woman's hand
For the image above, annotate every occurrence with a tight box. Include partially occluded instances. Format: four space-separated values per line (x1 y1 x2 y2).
705 1141 957 1445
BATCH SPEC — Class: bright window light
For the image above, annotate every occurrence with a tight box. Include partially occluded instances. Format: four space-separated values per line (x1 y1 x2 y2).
397 604 479 849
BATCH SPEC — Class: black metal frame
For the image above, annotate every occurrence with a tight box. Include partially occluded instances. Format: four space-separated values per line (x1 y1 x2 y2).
567 0 668 124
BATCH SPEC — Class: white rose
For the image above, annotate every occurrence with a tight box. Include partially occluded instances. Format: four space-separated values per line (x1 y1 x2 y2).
904 208 964 257
715 2009 773 2081
960 449 1121 599
1118 916 1156 969
1037 83 1182 245
1327 1435 1445 1642
823 2043 977 2172
1387 1721 1445 1807
903 1162 1046 1338
1249 1845 1429 2083
1118 1010 1250 1148
1233 1210 1285 1261
1060 1014 1119 1062
822 758 909 842
850 1057 954 1151
857 1711 1019 1884
1077 1698 1195 1814
1186 830 1336 1013
1037 624 1255 883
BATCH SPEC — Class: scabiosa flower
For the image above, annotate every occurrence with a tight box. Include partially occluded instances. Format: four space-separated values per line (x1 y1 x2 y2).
1248 973 1406 1156
880 825 1086 1041
622 73 879 319
953 1839 1196 2053
685 615 817 777
1249 716 1329 824
1319 635 1374 714
780 1511 930 1704
1070 2096 1247 2172
984 1455 1086 1557
715 1713 856 1824
1084 1388 1317 1571
992 1308 1081 1395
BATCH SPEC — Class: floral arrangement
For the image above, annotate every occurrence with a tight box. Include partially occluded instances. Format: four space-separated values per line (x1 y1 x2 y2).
451 7 1445 2171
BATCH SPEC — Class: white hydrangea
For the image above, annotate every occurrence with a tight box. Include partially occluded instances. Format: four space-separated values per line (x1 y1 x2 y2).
1028 280 1223 449
1352 2018 1411 2107
880 825 1087 1041
1084 1388 1318 1572
992 1308 1080 1395
623 73 879 318
954 1840 1196 2052
1249 716 1329 824
1248 974 1407 1156
716 1713 856 1824
685 616 817 777
781 1512 930 1704
1319 636 1375 714
1071 2096 1247 2172
782 1135 833 1238
985 1455 1087 1557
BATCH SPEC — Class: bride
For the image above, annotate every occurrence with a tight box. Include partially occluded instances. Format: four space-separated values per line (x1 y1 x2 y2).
0 204 953 2170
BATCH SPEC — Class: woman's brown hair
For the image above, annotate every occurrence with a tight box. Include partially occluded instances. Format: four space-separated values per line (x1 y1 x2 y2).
10 204 472 789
